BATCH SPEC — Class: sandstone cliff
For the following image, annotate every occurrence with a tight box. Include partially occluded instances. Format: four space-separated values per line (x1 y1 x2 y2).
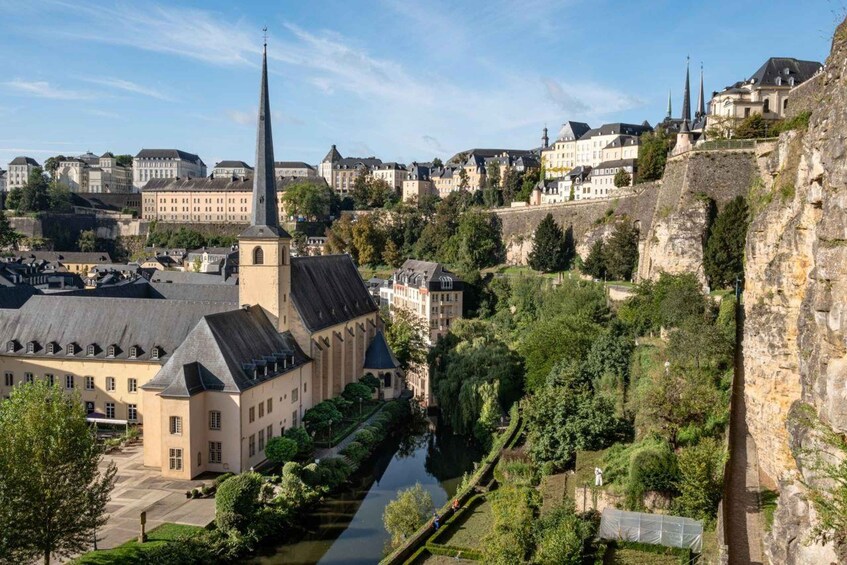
743 22 847 564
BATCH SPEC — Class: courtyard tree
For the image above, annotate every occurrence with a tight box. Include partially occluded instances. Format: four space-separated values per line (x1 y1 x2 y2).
0 380 117 564
265 436 299 465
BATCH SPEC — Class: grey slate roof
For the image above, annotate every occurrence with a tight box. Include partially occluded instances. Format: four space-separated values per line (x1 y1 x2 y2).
749 57 822 87
142 176 326 193
322 145 343 163
0 295 234 361
0 286 39 309
290 255 378 332
142 305 308 397
23 251 113 265
275 161 315 170
135 149 205 165
150 270 236 285
557 121 591 141
579 123 652 140
149 281 238 302
393 259 463 290
364 330 400 370
9 156 39 166
592 158 638 174
215 160 253 169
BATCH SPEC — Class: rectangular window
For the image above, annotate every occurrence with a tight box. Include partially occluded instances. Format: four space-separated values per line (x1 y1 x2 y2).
292 387 299 403
209 441 222 464
249 434 256 457
85 376 94 390
209 410 221 430
266 424 273 440
292 410 298 428
249 406 255 423
24 372 34 384
267 398 273 414
169 416 182 435
85 401 95 414
4 372 13 386
128 404 138 422
169 448 182 471
44 373 54 386
259 401 264 418
65 374 74 389
128 378 137 393
106 377 115 391
258 429 265 452
105 402 115 419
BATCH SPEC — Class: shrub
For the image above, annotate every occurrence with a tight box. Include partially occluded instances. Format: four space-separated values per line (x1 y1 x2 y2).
284 426 314 458
355 429 377 447
360 373 381 391
215 472 263 533
282 461 302 478
265 436 299 465
341 440 368 464
318 457 351 488
343 382 373 404
534 501 598 565
301 463 321 487
626 442 678 508
214 472 235 488
673 437 725 523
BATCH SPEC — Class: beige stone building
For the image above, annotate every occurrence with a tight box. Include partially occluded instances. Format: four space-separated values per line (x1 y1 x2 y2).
275 161 317 179
212 160 253 179
708 57 822 130
318 145 384 194
6 156 39 190
0 45 401 479
371 162 408 190
56 152 132 193
402 163 434 203
389 260 463 404
133 149 207 191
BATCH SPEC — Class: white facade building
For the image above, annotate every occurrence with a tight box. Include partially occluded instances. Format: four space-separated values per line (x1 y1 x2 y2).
133 149 206 190
6 157 39 190
274 161 316 179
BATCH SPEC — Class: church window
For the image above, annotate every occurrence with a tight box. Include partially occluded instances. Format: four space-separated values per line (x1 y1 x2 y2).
253 247 264 265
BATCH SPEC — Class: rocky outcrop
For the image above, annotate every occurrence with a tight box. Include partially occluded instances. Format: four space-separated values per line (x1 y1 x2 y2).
743 19 847 564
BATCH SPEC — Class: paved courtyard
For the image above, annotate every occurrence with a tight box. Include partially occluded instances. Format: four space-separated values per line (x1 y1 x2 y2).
96 443 216 550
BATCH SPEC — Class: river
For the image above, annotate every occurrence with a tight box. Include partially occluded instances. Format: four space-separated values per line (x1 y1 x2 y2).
253 425 483 565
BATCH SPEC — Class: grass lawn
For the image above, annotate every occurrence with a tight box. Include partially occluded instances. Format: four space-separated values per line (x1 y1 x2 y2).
74 523 205 564
357 265 395 280
603 546 684 565
482 265 576 279
540 472 569 515
573 449 609 498
440 499 492 550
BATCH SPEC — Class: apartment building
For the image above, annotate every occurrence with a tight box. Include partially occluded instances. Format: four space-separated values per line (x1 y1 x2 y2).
402 163 434 202
55 152 132 193
371 162 408 190
133 149 206 190
6 157 39 190
318 145 383 194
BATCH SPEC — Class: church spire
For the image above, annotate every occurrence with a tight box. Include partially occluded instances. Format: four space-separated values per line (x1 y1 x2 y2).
667 89 672 119
680 57 691 133
696 63 705 119
243 29 287 238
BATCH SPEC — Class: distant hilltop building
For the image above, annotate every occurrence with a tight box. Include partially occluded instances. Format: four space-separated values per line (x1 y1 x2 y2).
55 152 132 193
6 157 40 190
274 161 316 179
133 149 207 190
707 57 823 134
318 145 388 194
212 160 253 179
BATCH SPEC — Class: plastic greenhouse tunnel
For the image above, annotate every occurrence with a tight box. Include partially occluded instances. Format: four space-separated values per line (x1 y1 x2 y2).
598 507 703 553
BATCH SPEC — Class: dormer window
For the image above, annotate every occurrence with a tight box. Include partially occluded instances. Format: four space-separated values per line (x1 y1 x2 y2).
107 344 117 358
66 343 77 355
47 342 57 355
151 346 161 360
86 344 96 356
129 346 138 359
6 340 15 353
26 341 36 354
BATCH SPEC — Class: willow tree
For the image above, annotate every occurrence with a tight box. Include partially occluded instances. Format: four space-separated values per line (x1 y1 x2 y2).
0 381 117 564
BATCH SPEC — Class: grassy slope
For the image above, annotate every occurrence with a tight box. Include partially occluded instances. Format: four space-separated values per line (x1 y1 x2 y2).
74 523 205 564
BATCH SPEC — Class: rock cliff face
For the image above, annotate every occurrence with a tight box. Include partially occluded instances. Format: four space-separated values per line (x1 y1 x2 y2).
743 22 847 564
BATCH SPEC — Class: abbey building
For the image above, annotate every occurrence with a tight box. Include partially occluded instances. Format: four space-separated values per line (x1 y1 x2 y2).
0 44 402 479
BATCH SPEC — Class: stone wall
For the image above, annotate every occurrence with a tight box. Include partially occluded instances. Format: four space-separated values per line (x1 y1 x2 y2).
785 72 824 120
495 149 757 284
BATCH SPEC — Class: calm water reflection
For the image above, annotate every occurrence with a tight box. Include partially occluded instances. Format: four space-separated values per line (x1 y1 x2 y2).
253 427 482 565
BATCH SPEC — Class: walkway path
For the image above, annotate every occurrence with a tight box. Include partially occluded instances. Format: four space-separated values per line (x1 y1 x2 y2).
315 403 389 459
725 306 765 564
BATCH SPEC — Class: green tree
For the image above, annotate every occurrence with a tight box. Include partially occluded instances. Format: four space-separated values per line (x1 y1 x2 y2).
520 313 601 391
0 212 22 248
351 170 371 209
502 168 522 203
115 154 133 168
0 380 117 564
734 114 771 139
383 307 428 372
534 501 598 565
43 155 66 177
215 472 263 533
456 210 503 269
431 157 443 168
303 400 343 437
457 168 469 191
5 187 22 211
614 169 632 188
350 214 385 266
382 483 434 547
704 196 750 289
582 239 607 279
528 213 568 273
382 238 403 268
637 128 674 182
673 437 725 522
280 181 332 219
19 168 50 212
48 182 72 212
483 483 539 564
604 219 639 281
77 229 97 252
265 436 299 465
283 426 314 458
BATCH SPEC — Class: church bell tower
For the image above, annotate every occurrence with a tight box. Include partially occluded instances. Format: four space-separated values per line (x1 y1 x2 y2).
238 32 292 333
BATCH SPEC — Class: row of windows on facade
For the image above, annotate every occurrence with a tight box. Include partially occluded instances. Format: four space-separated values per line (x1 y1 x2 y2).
6 340 163 359
167 440 225 471
4 371 138 393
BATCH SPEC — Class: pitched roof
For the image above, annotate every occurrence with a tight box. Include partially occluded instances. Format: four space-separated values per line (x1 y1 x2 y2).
142 176 327 193
394 259 462 287
557 121 592 141
142 305 308 397
322 144 343 163
290 254 378 332
275 161 315 170
149 270 236 285
135 149 205 165
364 330 400 370
148 281 238 302
24 251 113 265
749 57 822 87
592 158 638 173
9 156 39 166
215 160 253 169
580 123 653 140
0 295 234 361
100 152 115 158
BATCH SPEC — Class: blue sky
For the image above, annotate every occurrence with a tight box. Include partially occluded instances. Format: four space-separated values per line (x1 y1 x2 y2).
0 0 839 170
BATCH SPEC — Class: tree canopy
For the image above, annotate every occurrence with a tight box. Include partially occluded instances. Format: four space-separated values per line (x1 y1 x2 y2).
280 181 333 220
637 129 674 182
527 213 574 273
0 381 117 564
704 196 750 289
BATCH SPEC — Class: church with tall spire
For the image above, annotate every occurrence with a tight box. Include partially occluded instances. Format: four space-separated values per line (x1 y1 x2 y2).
658 58 708 144
0 31 403 480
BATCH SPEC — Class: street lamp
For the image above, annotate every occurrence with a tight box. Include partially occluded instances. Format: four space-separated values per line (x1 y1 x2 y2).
328 419 332 442
359 397 363 417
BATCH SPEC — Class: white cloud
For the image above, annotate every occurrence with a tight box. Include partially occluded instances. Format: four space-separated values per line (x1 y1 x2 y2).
4 79 93 100
83 77 172 100
227 110 254 126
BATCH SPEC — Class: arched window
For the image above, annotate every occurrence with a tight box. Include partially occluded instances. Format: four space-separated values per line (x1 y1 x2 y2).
763 98 770 114
253 246 264 265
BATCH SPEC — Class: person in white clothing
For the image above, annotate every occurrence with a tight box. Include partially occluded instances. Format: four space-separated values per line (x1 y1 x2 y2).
594 467 603 487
